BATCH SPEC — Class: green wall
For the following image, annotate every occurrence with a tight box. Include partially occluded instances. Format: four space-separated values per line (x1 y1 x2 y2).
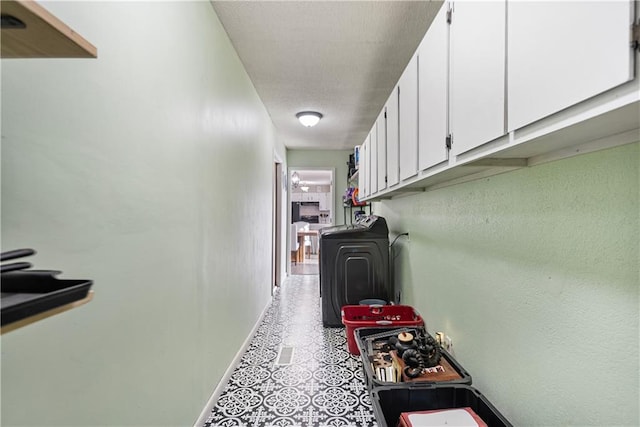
287 149 353 225
1 2 284 425
375 142 639 426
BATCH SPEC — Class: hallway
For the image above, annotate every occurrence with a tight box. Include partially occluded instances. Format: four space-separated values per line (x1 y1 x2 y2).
290 253 319 276
203 275 377 427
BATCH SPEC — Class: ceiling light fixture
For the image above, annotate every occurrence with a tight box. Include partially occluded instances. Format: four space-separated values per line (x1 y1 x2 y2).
296 111 323 127
291 171 300 188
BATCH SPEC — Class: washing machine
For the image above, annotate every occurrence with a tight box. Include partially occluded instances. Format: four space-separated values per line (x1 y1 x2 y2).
319 215 391 327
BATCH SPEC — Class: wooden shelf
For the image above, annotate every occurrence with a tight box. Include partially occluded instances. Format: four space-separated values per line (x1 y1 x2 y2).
1 0 97 58
1 290 94 334
344 203 371 224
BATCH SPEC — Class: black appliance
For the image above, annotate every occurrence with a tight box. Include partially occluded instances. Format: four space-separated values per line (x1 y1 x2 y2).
319 215 391 327
292 202 300 222
291 202 320 223
300 215 319 224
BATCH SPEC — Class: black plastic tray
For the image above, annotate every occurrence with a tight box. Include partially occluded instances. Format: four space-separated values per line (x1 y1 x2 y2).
1 270 93 326
372 384 512 427
355 326 472 390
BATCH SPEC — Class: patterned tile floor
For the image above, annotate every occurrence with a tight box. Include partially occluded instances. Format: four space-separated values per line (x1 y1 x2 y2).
204 275 377 427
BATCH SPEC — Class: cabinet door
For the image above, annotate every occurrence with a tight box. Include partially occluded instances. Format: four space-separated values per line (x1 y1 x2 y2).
358 138 365 197
399 54 419 180
450 0 506 156
376 108 387 191
291 192 301 202
365 136 371 198
418 3 449 170
508 1 634 131
360 137 369 198
386 87 400 187
369 122 378 194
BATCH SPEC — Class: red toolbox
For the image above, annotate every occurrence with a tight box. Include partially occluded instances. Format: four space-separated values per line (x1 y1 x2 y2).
341 305 424 355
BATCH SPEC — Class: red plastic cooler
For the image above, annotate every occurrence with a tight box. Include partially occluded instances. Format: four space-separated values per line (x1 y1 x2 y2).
341 305 424 355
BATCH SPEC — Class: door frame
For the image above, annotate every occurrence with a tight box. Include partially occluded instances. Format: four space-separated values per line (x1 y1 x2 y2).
272 155 284 294
287 166 335 275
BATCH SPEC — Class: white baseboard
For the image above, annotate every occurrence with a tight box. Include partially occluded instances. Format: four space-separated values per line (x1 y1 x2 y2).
192 294 274 427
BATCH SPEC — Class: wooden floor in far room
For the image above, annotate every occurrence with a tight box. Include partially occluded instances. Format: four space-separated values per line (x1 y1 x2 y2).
291 253 318 275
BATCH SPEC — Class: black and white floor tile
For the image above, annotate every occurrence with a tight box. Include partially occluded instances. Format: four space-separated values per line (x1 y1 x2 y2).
204 275 377 427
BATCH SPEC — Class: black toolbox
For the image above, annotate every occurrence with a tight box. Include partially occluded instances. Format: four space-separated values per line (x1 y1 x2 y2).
355 327 472 390
372 384 513 427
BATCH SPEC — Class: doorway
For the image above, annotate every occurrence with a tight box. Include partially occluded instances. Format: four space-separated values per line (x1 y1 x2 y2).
288 167 335 276
272 161 283 294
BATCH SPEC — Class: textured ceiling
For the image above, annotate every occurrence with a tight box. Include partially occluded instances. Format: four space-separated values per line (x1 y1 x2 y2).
211 1 444 150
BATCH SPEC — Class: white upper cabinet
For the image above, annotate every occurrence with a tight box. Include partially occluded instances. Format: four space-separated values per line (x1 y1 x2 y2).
367 136 373 197
361 0 637 201
319 192 330 211
507 1 635 131
418 3 449 171
386 87 400 187
449 1 506 156
399 54 419 181
361 136 370 198
377 108 387 192
369 122 379 195
358 143 365 197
